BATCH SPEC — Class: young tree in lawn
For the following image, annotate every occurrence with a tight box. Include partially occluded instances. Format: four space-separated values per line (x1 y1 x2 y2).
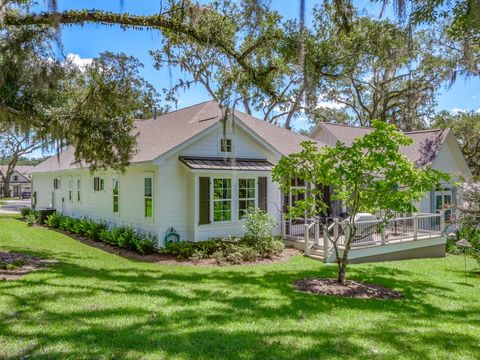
272 120 449 284
0 129 42 197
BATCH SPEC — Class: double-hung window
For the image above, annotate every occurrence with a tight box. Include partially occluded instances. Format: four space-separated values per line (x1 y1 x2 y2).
113 178 119 213
238 179 256 219
213 178 232 222
144 177 153 218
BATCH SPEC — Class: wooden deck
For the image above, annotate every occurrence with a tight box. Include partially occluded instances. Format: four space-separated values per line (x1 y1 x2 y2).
283 213 447 263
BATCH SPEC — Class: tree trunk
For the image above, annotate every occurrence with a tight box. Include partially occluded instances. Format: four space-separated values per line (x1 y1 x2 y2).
337 260 347 284
3 177 10 198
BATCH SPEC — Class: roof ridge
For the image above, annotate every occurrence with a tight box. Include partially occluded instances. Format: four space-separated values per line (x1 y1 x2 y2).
135 100 217 122
404 128 444 134
320 121 372 130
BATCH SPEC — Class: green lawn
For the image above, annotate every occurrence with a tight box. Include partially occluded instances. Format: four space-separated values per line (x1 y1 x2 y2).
0 216 479 359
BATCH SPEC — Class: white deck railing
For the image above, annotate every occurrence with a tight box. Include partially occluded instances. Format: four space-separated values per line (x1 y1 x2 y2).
282 212 445 260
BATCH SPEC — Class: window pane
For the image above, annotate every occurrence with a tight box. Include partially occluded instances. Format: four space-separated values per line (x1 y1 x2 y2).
213 178 231 222
113 196 119 213
145 177 152 197
100 178 105 191
145 198 152 217
113 179 119 195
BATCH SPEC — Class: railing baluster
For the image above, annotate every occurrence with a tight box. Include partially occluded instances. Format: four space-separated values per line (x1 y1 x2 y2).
413 214 418 240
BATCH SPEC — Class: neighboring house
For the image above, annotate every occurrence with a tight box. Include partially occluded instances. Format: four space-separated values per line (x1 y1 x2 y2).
0 165 33 198
30 101 472 247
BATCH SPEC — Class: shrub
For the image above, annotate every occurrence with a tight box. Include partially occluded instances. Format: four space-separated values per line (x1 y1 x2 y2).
252 236 284 257
243 208 277 239
38 212 156 255
133 233 157 255
0 259 26 270
59 216 75 232
46 212 62 228
20 207 32 219
72 218 88 236
85 220 108 240
164 239 226 259
99 229 114 245
26 214 37 227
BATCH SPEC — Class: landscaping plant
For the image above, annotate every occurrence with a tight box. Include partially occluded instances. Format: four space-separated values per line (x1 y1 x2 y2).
45 213 157 255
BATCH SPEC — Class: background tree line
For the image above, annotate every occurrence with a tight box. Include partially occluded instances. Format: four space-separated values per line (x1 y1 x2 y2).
0 0 478 176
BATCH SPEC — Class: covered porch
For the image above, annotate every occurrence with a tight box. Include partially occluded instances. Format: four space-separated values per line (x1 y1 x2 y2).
282 212 446 263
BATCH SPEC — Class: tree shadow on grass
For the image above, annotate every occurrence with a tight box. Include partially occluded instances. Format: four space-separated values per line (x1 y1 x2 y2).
1 257 479 359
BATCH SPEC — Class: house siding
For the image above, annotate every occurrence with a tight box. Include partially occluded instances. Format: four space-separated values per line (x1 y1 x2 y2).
418 134 472 213
32 165 161 240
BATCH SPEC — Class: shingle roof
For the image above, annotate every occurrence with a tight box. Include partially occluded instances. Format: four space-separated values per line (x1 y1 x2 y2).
32 101 324 173
0 165 34 176
313 122 449 167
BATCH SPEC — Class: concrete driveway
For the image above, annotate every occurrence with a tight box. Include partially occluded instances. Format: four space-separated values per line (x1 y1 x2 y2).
0 199 31 214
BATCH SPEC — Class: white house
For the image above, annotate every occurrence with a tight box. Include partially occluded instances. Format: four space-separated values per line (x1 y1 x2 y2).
30 101 472 248
0 165 33 198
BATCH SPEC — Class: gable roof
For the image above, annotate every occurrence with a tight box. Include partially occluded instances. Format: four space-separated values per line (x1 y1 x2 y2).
0 165 34 176
311 122 450 167
32 101 324 173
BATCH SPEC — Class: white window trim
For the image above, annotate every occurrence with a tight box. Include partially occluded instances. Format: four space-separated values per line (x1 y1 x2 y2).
211 177 233 223
238 177 258 221
218 137 233 154
197 174 265 226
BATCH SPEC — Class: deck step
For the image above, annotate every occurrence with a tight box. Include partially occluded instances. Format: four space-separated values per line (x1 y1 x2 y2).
306 254 324 261
309 249 324 257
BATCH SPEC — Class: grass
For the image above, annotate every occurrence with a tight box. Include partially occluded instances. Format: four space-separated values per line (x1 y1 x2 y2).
0 216 479 359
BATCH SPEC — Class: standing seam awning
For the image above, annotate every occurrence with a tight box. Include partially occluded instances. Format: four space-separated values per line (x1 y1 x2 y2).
179 156 273 171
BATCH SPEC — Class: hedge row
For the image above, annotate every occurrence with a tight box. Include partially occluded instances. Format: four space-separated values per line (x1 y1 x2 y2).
45 212 156 255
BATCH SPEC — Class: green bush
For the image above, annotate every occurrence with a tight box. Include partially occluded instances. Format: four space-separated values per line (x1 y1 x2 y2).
249 235 285 257
164 239 225 259
40 212 156 255
20 207 32 219
26 214 37 227
132 233 156 255
85 220 108 240
165 235 283 263
243 208 277 239
99 229 114 244
46 212 62 228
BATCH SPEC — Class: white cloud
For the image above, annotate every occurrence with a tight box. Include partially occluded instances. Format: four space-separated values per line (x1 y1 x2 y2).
66 53 93 69
316 99 345 109
450 107 467 114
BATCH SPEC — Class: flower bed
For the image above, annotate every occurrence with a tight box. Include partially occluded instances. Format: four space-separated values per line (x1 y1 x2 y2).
164 208 284 264
164 235 285 264
45 212 156 255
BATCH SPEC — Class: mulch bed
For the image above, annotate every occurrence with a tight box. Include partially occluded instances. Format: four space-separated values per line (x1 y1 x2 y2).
0 252 51 281
53 228 302 266
294 278 403 299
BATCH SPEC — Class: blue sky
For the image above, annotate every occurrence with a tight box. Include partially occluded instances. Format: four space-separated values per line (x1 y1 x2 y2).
30 0 479 158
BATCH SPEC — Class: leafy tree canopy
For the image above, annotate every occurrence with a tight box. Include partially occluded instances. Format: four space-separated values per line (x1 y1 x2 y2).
0 19 162 170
